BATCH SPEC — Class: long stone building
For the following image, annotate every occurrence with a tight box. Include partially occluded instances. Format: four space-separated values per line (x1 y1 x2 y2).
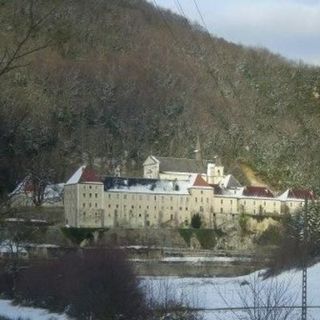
64 156 314 228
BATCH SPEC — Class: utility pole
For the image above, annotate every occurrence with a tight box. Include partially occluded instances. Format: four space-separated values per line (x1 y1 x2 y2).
301 197 308 320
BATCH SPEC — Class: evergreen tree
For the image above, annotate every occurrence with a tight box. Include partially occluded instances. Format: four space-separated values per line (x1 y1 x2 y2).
191 214 202 229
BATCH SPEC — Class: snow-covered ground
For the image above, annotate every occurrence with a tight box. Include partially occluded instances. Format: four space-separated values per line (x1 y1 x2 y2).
2 264 320 319
142 263 320 319
0 300 71 320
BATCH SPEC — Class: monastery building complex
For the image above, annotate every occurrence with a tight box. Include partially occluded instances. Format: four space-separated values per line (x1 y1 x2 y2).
64 155 314 228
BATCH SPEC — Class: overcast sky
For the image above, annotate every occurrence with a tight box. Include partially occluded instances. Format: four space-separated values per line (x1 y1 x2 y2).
148 0 320 66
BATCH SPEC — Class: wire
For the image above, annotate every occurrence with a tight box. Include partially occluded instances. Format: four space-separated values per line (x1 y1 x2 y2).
192 0 209 32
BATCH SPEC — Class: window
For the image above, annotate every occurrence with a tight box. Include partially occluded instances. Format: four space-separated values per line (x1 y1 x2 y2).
139 205 141 209
108 204 111 208
186 207 188 211
220 208 223 213
95 193 98 198
83 193 86 198
230 200 233 204
147 205 149 209
201 197 203 203
83 203 86 208
154 195 157 200
264 201 266 206
170 197 173 201
139 214 142 217
89 203 92 208
95 203 97 208
131 205 134 209
170 206 173 210
108 194 111 198
253 201 256 205
89 193 92 198
116 204 119 208
83 212 86 216
207 198 209 203
201 190 203 194
221 199 223 204
179 207 182 210
124 195 127 199
200 206 204 212
89 186 92 189
195 197 198 202
170 214 173 220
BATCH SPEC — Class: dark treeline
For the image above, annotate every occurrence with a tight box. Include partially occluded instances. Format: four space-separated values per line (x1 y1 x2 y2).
1 0 320 196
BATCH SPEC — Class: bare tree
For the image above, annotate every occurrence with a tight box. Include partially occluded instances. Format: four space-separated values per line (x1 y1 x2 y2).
0 0 57 78
217 275 298 320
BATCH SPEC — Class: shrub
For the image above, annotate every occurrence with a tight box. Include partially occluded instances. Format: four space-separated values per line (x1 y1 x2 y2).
178 229 193 246
12 248 147 319
194 229 216 249
61 227 105 245
255 224 281 246
239 213 249 234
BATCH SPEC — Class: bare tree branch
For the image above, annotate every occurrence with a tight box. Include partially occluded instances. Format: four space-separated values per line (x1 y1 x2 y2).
0 1 58 78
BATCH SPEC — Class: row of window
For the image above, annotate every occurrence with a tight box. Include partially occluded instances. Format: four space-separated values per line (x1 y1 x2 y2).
83 203 99 208
107 193 189 202
83 193 99 198
106 204 190 211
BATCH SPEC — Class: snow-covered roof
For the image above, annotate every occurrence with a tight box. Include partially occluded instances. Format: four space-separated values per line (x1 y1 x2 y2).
104 176 194 195
219 174 242 189
10 179 64 202
66 165 86 185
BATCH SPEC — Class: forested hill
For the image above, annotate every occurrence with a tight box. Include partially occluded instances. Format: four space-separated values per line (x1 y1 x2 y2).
1 0 320 195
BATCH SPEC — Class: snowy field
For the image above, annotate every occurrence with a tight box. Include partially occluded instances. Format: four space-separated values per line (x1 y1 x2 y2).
2 263 320 319
0 300 71 320
141 263 320 320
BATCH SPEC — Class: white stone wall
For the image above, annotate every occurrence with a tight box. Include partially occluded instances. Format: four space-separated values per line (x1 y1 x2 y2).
64 183 307 229
239 198 281 215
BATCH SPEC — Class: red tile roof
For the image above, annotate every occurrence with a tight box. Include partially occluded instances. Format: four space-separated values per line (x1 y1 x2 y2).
192 175 211 188
243 186 274 198
79 167 101 183
288 189 315 200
